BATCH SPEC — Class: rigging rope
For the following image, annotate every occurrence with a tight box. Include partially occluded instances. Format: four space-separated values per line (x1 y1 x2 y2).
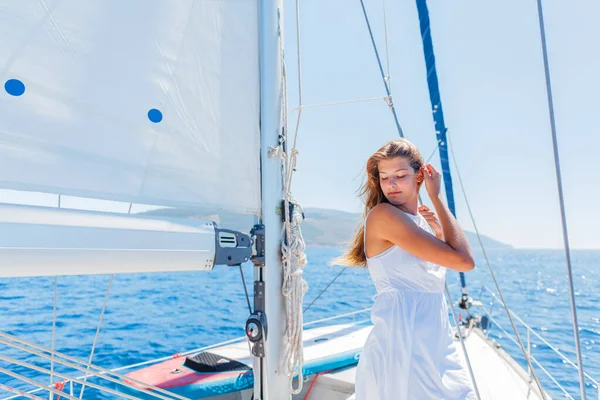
239 264 255 356
269 3 310 393
484 288 600 388
294 0 303 107
0 354 144 400
239 265 253 314
78 274 114 399
382 0 392 92
481 311 574 399
414 0 472 309
0 383 46 400
0 332 188 400
0 368 78 400
50 276 58 400
303 268 346 314
4 336 252 400
447 134 547 398
289 96 388 113
358 0 404 137
444 283 481 399
534 0 586 397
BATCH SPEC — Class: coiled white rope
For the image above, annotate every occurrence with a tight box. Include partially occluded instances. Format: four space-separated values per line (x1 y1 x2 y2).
269 108 309 394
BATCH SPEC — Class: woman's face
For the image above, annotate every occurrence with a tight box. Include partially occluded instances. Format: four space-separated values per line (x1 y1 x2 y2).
378 157 421 206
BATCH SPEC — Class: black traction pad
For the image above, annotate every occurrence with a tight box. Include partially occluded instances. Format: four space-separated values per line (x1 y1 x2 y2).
183 352 251 373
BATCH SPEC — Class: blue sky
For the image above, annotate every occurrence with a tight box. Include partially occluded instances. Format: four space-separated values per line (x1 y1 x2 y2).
2 1 597 250
284 0 600 249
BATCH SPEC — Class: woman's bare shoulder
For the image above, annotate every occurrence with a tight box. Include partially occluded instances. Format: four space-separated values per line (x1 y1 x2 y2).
367 203 412 230
369 202 395 215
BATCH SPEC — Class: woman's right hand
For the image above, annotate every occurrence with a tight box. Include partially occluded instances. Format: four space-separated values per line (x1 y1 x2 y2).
422 164 442 200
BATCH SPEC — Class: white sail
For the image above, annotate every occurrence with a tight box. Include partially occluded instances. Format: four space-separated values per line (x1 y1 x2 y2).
0 203 217 278
0 0 261 214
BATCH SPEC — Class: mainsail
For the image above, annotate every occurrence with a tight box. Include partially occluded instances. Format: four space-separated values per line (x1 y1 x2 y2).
0 1 298 399
0 0 261 214
0 1 262 277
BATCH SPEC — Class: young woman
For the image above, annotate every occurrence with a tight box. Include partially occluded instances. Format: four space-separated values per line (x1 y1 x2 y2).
338 138 476 399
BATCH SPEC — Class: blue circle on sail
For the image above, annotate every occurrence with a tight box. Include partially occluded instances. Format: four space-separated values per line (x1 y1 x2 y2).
148 108 163 123
5 79 25 96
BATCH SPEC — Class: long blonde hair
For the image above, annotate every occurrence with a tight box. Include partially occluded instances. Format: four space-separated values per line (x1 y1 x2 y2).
332 138 424 267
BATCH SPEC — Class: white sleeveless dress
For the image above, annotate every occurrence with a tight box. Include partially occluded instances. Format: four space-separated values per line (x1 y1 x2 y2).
354 210 476 400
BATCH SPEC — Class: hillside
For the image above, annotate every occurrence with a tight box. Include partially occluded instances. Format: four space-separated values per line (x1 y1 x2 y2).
301 207 512 250
141 206 513 250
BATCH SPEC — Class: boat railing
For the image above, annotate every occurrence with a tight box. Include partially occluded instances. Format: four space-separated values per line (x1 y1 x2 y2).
476 285 599 400
1 308 374 400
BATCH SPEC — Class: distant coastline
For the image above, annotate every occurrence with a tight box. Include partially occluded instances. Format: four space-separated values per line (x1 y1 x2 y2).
301 207 513 250
141 206 513 250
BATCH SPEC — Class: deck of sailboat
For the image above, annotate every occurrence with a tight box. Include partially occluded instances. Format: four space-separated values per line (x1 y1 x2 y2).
0 321 558 400
155 321 554 400
294 327 551 400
